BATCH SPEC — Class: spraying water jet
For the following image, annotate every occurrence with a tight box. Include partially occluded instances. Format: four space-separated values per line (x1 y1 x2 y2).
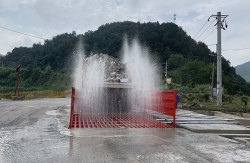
69 38 177 129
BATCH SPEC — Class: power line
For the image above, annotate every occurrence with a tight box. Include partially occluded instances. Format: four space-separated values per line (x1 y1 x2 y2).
193 20 208 38
196 19 216 41
207 43 216 46
222 47 250 51
222 47 250 55
202 28 216 42
0 25 47 40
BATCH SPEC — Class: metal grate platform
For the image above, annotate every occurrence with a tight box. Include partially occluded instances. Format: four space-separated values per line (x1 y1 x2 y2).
70 114 173 128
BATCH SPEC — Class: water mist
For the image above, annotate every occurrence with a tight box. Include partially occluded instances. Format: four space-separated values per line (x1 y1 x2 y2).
121 37 160 112
73 37 160 117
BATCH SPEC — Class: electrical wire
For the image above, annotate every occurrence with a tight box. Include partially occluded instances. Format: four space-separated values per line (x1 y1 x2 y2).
222 47 250 55
202 28 216 42
207 44 216 46
222 47 250 51
196 19 216 41
193 20 208 39
0 25 46 40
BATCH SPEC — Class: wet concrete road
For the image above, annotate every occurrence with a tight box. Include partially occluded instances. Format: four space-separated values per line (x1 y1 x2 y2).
0 98 250 163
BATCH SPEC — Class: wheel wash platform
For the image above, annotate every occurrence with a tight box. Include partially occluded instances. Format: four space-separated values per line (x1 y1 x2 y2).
69 86 177 129
68 84 250 134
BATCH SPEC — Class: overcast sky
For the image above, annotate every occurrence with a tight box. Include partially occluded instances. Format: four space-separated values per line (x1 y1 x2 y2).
0 0 249 66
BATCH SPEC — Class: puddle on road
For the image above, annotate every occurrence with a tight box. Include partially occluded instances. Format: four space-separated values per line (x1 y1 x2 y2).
46 108 71 136
137 152 189 163
46 110 63 116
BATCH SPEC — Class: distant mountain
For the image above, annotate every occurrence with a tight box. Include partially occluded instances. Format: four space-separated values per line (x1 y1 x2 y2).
235 61 250 82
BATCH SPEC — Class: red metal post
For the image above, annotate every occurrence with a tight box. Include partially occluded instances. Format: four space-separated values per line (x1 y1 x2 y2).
69 87 75 129
14 65 21 96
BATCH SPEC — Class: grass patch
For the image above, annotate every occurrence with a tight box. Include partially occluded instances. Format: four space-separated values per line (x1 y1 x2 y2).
179 94 249 113
0 89 71 100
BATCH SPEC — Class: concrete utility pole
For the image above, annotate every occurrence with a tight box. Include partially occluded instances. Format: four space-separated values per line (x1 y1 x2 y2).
217 12 222 106
208 12 228 106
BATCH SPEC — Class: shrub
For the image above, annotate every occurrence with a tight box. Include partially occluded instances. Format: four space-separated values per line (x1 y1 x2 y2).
241 96 249 112
203 93 209 102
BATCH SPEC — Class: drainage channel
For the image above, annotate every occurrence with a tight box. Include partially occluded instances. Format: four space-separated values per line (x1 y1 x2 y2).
150 109 239 125
150 109 250 146
150 109 250 134
173 110 240 125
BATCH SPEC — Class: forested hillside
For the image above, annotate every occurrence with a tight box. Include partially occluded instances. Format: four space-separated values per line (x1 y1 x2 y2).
1 21 249 95
236 61 250 82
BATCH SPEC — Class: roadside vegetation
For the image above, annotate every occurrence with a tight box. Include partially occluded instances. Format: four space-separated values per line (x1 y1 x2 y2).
0 67 72 93
0 89 71 100
169 83 250 113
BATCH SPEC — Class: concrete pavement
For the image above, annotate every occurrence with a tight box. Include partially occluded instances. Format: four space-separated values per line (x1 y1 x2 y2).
0 98 250 162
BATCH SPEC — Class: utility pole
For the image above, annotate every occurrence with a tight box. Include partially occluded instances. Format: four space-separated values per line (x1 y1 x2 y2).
208 12 228 106
217 13 222 106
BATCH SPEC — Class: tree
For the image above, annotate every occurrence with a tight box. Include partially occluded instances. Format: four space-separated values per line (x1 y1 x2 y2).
171 60 211 86
30 67 42 83
168 54 186 70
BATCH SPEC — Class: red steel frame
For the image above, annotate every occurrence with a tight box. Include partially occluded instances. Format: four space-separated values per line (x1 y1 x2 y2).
69 87 75 129
69 87 176 129
143 90 176 127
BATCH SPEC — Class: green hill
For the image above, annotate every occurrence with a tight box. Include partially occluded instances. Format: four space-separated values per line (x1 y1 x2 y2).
235 61 250 82
1 21 249 95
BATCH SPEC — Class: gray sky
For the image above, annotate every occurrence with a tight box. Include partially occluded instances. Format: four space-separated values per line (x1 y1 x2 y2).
0 0 249 66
